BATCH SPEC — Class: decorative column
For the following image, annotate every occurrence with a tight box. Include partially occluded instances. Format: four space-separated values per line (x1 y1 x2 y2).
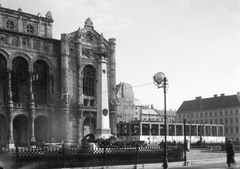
95 55 111 139
76 28 83 106
76 28 84 143
60 33 70 142
48 74 54 142
29 73 35 142
7 69 14 148
108 38 117 136
95 35 111 138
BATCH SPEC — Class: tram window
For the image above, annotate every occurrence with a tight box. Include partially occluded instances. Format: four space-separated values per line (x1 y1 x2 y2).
151 124 159 135
142 124 150 135
131 124 140 135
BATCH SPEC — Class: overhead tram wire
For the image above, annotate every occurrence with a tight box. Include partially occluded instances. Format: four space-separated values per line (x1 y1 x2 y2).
98 82 153 95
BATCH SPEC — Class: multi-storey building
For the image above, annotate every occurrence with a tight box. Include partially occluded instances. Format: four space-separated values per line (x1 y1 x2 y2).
176 93 240 142
0 5 117 148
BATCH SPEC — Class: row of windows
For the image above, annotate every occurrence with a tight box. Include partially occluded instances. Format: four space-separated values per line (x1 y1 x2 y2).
225 127 239 134
189 117 239 125
179 109 239 119
5 20 35 34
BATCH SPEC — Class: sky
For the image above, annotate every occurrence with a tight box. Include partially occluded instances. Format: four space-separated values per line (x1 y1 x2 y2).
2 0 240 110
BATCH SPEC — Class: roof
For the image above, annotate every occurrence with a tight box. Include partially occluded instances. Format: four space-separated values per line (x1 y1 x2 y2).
134 98 143 106
155 109 176 116
177 94 240 113
142 109 158 115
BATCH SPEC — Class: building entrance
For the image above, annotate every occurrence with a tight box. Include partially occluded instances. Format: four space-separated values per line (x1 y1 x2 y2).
35 116 49 143
13 115 28 147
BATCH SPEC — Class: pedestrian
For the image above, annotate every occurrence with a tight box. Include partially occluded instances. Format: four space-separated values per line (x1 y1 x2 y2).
226 138 235 168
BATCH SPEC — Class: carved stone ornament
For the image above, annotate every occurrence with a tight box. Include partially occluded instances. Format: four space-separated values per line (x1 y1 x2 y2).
30 92 34 102
82 48 92 58
22 37 30 48
45 11 53 20
61 93 70 104
102 109 108 116
85 18 93 27
76 27 81 39
0 34 7 44
11 36 19 46
8 91 13 101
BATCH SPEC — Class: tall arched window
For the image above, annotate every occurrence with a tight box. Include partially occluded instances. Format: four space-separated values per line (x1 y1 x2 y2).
83 65 96 96
0 55 7 103
12 57 29 103
33 60 48 105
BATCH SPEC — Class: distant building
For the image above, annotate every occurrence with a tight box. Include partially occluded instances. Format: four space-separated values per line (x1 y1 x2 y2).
133 98 143 121
155 109 176 123
116 82 176 123
176 93 240 142
116 82 134 123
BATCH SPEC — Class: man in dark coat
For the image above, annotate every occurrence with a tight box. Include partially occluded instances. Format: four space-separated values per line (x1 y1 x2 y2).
226 138 235 168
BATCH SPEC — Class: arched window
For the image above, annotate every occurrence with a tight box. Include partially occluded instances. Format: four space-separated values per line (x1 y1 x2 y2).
12 57 29 103
33 60 48 105
83 65 96 96
0 55 7 103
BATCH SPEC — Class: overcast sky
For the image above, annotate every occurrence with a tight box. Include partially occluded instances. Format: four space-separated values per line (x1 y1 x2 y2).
2 0 240 110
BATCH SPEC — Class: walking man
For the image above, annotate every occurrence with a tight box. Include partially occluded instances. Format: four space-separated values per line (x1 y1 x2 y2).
226 138 235 168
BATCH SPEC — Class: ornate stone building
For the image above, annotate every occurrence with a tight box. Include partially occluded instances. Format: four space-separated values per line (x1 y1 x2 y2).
0 5 117 148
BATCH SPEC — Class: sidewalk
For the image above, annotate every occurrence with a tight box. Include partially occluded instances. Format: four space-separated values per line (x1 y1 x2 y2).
168 156 240 169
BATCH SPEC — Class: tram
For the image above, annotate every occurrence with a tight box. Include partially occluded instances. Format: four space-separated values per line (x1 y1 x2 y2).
117 121 225 144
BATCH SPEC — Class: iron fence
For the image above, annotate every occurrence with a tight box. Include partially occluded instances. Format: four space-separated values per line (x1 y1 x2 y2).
0 145 184 169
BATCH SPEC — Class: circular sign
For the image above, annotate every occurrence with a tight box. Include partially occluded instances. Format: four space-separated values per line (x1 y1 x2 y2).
102 109 108 116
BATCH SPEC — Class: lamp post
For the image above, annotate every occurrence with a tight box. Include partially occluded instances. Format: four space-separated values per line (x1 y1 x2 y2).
153 72 168 169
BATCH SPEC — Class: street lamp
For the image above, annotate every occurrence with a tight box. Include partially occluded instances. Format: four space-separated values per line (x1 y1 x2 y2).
153 72 168 169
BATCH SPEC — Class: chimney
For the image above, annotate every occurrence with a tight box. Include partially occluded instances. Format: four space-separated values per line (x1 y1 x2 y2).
195 96 202 100
213 94 218 97
237 92 240 96
220 93 225 97
151 104 154 109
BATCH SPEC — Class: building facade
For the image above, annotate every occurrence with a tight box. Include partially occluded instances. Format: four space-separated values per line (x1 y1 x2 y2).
0 5 117 147
116 82 134 123
176 93 240 142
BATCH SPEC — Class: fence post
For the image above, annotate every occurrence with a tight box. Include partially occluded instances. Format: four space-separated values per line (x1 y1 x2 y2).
136 145 139 164
16 145 19 169
104 140 106 166
62 142 65 168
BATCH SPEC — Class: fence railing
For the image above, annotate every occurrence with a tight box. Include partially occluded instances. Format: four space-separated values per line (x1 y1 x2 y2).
0 145 184 169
